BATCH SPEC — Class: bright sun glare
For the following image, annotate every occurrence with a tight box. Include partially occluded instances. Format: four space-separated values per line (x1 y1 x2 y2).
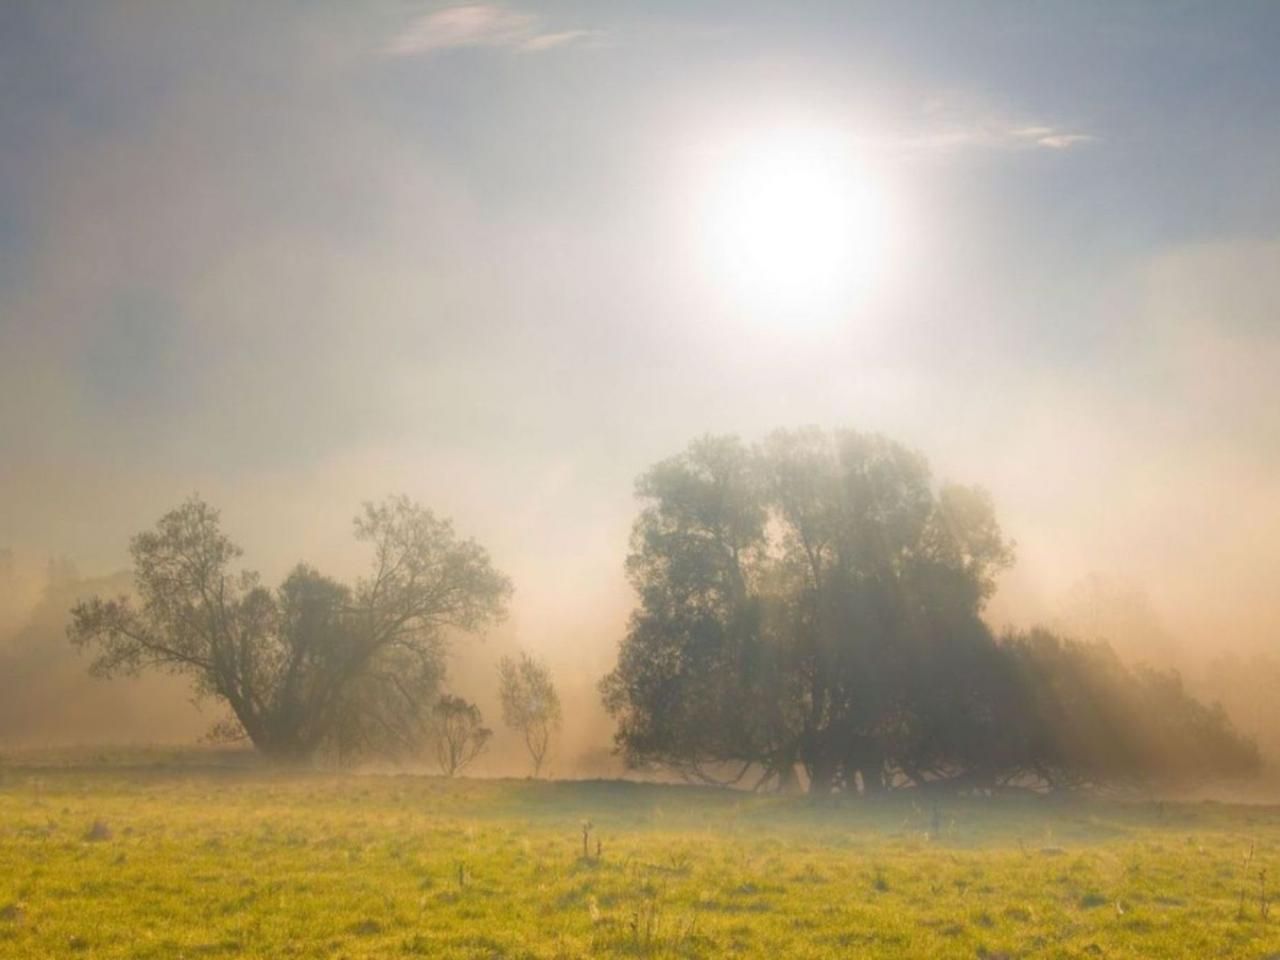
700 129 891 320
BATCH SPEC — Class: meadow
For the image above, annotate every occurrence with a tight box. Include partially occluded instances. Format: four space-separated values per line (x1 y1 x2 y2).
3 754 1280 959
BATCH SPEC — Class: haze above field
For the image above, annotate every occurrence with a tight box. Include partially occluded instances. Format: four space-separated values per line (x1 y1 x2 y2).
2 2 1279 749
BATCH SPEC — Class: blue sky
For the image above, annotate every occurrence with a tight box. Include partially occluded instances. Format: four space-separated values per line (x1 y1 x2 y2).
2 1 1278 657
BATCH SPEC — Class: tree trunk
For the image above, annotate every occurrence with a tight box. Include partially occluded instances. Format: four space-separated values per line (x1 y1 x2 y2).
252 724 316 765
776 763 801 794
806 756 837 795
858 764 886 795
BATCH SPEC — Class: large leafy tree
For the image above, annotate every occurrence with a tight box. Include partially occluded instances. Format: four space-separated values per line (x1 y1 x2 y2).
759 429 1016 792
603 428 1256 795
602 428 1014 793
68 495 510 763
601 435 772 786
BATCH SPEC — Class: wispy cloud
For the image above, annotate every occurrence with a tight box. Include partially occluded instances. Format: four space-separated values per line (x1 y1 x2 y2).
864 123 1095 156
388 4 599 56
522 29 594 52
861 99 1096 157
1010 125 1095 150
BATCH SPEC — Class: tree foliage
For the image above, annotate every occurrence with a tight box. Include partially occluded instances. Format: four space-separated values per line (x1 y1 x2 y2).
601 429 1257 794
498 651 561 777
68 495 510 764
999 628 1259 789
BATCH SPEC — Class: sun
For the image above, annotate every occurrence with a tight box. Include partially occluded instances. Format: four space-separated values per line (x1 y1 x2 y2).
698 128 891 319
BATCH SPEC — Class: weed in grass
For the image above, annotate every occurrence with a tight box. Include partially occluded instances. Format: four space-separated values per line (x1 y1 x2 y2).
0 902 25 924
1241 842 1257 920
1262 867 1271 921
872 865 889 892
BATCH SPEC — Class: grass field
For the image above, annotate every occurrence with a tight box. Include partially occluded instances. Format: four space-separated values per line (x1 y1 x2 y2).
3 757 1280 959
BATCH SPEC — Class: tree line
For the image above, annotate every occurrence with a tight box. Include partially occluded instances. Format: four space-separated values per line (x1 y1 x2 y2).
67 496 558 775
68 428 1259 792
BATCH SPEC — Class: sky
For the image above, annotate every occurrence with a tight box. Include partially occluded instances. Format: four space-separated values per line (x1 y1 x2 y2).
2 0 1279 697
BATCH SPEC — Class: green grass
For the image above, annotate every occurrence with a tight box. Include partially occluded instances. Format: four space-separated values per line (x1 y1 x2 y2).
3 760 1280 958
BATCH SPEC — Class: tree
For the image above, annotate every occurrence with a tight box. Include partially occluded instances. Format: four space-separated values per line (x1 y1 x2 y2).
600 434 772 788
498 651 561 777
601 428 1255 795
68 495 511 764
431 695 492 776
601 428 1015 794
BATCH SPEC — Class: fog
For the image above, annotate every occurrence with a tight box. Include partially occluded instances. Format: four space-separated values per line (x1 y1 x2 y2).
2 2 1278 770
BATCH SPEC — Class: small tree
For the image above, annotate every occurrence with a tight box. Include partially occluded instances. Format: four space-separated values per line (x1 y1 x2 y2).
498 651 561 777
431 695 492 776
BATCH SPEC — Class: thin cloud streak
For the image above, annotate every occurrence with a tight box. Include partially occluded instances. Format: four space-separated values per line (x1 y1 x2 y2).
856 121 1096 156
1012 126 1095 149
388 4 599 56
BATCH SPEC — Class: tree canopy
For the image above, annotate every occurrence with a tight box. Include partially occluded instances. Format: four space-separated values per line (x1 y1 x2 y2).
69 495 510 764
602 429 1257 794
